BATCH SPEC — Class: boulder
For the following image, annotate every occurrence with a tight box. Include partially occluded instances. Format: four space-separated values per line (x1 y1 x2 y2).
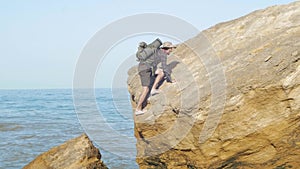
128 1 300 168
23 134 108 169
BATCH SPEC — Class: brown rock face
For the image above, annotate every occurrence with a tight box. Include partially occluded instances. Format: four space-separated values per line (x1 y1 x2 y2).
128 1 300 169
23 134 107 169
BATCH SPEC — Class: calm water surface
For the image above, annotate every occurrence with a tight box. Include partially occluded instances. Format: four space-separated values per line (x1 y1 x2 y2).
0 89 138 169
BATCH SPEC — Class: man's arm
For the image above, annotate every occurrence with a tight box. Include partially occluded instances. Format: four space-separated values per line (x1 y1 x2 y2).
160 53 174 82
161 53 167 72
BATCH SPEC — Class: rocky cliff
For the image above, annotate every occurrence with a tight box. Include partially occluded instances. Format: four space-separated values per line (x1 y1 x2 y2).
23 134 107 169
128 1 300 168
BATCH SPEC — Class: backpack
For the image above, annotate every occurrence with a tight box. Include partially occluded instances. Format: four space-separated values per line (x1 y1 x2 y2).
136 38 162 63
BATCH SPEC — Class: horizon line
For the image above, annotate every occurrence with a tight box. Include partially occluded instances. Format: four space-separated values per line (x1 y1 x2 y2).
0 87 128 90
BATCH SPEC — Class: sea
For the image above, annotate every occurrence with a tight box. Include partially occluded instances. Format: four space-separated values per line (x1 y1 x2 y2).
0 88 138 169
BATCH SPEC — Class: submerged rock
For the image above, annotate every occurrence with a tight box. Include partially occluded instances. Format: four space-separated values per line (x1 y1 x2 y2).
128 1 300 169
23 134 108 169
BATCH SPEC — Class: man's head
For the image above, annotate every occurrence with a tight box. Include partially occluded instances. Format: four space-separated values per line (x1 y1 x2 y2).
161 42 176 55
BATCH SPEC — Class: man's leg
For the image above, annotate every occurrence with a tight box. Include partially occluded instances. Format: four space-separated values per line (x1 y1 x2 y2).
136 86 149 111
151 68 164 92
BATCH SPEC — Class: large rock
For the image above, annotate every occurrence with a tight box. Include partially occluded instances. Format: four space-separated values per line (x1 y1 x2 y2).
128 1 300 169
23 134 108 169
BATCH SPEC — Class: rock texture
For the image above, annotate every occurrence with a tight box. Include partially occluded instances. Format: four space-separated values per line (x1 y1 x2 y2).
128 1 300 169
23 134 107 169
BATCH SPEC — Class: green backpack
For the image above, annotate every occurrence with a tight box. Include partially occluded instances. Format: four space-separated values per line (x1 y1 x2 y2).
136 38 162 64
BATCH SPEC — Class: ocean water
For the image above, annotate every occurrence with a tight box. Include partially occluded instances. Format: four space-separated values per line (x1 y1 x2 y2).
0 89 138 169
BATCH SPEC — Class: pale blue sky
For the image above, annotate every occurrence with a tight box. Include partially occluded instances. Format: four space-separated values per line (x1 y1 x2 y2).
0 0 296 89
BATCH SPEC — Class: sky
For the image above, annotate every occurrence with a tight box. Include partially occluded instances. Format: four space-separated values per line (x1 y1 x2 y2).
0 0 296 89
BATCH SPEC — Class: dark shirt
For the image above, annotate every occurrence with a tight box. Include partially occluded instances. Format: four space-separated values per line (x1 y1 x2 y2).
138 49 171 79
153 49 167 72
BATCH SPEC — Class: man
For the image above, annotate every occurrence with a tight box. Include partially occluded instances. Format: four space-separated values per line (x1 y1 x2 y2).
135 41 176 115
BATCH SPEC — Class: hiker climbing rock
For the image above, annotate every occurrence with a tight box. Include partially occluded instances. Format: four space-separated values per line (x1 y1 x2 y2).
135 39 176 115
